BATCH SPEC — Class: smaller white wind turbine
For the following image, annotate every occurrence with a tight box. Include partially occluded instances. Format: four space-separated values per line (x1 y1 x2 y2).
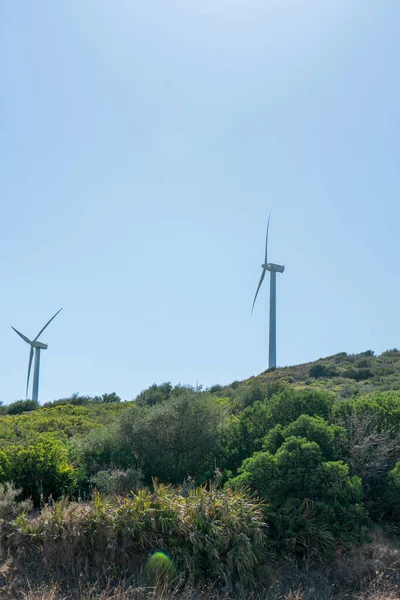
12 309 63 403
252 214 285 369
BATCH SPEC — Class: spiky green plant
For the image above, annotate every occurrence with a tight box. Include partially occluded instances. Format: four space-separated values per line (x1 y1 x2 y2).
11 483 266 588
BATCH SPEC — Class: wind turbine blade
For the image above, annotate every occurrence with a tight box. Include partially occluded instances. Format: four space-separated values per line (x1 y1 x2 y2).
11 327 31 344
34 308 63 341
26 346 34 399
251 269 266 315
264 212 271 265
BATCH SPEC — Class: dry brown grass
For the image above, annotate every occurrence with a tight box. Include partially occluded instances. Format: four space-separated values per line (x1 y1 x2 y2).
1 520 399 600
0 582 256 600
1 583 400 600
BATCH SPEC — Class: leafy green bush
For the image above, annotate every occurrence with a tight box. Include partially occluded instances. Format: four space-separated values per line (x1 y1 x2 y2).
266 498 337 561
119 392 227 484
230 436 365 550
263 388 334 429
135 382 174 406
222 401 270 474
263 415 343 460
4 399 39 415
332 391 400 432
309 363 338 379
0 434 75 505
73 423 129 478
97 392 121 403
380 348 400 357
90 468 143 495
354 358 372 369
44 392 121 407
233 384 267 409
384 462 400 521
44 393 93 407
342 368 373 381
221 389 336 477
209 384 223 393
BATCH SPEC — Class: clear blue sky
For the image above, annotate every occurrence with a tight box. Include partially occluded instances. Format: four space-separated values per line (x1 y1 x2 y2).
1 0 399 403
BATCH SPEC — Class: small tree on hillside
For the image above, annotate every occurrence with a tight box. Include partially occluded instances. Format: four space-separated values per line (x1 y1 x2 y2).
119 391 227 483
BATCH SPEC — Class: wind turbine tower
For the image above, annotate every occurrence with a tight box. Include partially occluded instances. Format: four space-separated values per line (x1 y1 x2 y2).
252 216 285 369
12 309 63 403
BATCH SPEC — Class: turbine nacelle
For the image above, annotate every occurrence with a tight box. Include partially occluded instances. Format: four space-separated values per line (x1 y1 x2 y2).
31 341 48 350
263 263 285 273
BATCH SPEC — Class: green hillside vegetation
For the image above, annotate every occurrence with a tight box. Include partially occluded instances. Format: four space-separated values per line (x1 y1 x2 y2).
0 351 400 598
238 348 400 397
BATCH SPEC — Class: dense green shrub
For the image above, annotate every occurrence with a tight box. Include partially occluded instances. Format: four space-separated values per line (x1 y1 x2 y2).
384 462 400 521
263 388 334 429
2 399 39 415
90 468 143 495
230 436 365 548
381 348 400 357
354 358 372 369
134 383 201 407
44 394 93 407
229 450 279 498
0 434 74 505
221 401 270 475
341 368 373 381
97 392 121 403
266 498 337 561
209 384 223 393
233 384 267 409
221 389 335 477
263 415 343 460
73 423 130 478
332 391 400 432
309 363 338 379
118 391 227 484
45 392 121 408
135 382 174 406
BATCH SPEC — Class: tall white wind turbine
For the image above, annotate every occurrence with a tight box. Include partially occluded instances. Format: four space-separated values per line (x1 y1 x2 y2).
12 309 63 402
252 216 284 369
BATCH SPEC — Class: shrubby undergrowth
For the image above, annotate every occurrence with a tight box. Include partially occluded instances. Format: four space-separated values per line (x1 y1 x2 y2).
10 484 265 588
0 350 400 595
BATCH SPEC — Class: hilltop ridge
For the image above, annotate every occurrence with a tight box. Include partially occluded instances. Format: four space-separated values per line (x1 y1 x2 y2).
210 348 400 400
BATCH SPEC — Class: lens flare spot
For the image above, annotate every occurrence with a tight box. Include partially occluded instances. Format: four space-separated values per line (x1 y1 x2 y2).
143 551 177 584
